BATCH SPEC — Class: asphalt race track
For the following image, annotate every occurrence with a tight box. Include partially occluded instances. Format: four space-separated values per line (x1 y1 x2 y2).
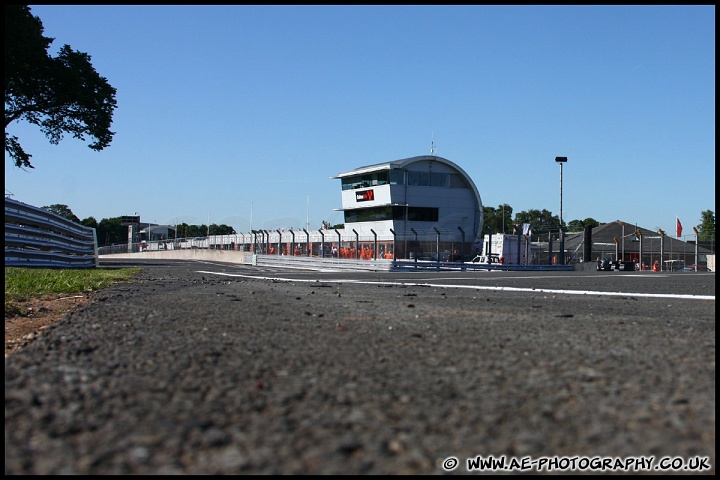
5 259 715 474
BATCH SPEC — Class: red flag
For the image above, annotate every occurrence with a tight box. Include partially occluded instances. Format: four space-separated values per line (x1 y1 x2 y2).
676 217 682 238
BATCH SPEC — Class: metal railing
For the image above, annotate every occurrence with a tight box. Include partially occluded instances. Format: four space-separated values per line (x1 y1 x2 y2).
4 198 99 268
97 226 714 272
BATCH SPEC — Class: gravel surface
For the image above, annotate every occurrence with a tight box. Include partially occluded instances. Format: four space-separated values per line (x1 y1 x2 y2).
5 263 715 474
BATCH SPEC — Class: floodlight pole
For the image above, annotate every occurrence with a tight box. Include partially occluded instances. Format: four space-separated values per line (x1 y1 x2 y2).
693 227 699 271
555 157 567 265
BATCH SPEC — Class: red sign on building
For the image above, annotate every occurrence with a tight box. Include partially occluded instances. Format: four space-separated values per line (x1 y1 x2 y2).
356 189 374 202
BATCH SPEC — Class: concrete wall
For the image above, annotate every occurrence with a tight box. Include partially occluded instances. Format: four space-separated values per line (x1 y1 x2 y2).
100 249 253 264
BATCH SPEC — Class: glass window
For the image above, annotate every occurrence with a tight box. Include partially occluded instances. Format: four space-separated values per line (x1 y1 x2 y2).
345 206 438 223
343 170 467 190
449 174 468 188
407 171 419 186
389 170 405 185
344 206 394 223
342 172 391 190
407 207 438 222
431 172 449 187
373 171 389 186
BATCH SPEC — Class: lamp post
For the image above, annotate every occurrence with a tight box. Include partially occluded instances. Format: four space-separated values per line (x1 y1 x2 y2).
693 226 699 272
555 157 567 226
555 157 567 264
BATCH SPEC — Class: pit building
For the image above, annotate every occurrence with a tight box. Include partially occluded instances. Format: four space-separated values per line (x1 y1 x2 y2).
331 155 484 260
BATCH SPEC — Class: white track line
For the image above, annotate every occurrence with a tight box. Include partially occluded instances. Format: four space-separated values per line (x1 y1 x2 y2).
196 270 715 301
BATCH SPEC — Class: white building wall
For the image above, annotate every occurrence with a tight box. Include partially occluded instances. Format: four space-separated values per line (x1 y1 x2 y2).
336 156 484 243
340 184 393 206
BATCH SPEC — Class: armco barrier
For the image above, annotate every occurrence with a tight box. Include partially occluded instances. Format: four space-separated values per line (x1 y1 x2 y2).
256 254 394 271
392 260 575 272
5 198 98 268
100 248 575 272
100 249 394 272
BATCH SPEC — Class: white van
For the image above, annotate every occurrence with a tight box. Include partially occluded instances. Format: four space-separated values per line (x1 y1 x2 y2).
468 254 501 264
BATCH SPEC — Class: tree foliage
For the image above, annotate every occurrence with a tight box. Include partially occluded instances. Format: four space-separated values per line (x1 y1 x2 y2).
175 223 235 238
512 209 561 236
697 210 715 241
41 203 80 223
209 224 236 235
566 218 600 232
582 218 600 230
483 204 513 234
5 5 117 168
80 216 98 229
566 219 584 232
97 217 125 246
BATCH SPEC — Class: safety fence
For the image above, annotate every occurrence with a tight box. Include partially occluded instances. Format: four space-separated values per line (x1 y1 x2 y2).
253 254 575 272
4 198 99 268
97 229 474 262
206 228 474 262
255 254 394 272
97 227 714 271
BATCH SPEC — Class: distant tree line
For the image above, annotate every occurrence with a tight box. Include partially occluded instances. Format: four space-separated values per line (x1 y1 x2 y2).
481 204 600 239
40 204 714 248
40 204 235 247
482 206 715 243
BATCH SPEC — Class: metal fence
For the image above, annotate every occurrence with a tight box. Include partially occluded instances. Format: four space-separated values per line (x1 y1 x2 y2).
5 198 99 268
97 226 714 272
96 230 565 269
98 230 477 262
587 235 712 270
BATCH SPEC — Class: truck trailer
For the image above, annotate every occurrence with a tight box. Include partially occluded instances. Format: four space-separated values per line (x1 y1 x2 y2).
479 233 532 265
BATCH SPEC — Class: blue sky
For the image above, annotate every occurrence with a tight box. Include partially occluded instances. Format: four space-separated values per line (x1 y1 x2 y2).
5 5 715 236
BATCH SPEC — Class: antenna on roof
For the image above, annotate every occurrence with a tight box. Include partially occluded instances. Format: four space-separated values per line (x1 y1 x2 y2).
430 131 436 155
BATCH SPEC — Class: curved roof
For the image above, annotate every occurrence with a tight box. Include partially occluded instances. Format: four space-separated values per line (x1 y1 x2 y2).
333 155 483 212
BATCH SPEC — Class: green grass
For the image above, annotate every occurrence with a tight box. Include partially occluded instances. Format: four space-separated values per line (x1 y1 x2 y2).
5 267 142 315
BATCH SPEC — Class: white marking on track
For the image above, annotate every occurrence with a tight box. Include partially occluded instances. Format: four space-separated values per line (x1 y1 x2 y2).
195 271 715 301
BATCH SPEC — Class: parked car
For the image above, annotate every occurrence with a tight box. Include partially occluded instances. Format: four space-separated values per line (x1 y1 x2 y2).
469 254 501 264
